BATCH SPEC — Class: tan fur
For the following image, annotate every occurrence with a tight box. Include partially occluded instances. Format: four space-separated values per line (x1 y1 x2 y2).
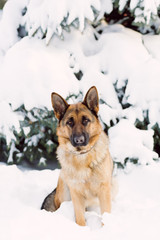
42 86 114 226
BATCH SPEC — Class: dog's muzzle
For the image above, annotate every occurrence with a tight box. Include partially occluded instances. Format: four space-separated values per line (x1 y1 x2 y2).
71 133 89 147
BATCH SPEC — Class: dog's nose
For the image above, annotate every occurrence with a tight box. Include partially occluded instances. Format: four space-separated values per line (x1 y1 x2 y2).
73 135 85 146
71 133 89 147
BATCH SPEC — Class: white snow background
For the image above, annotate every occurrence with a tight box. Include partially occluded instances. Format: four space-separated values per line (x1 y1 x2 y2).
1 162 160 240
0 0 160 239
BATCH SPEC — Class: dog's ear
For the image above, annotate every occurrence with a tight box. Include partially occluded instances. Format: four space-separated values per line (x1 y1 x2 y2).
51 92 69 121
83 86 99 115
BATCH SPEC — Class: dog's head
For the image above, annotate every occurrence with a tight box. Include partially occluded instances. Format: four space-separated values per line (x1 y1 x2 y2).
51 86 102 154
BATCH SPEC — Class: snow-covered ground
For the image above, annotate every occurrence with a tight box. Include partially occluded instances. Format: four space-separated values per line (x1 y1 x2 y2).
1 162 160 240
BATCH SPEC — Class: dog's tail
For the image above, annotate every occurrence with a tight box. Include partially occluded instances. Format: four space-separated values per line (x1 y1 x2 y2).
41 189 56 212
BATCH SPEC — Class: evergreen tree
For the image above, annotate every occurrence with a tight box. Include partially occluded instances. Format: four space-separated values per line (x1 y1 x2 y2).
0 0 160 169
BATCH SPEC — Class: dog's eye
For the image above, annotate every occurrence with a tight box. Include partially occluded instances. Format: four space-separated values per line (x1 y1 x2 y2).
66 117 74 128
82 116 90 126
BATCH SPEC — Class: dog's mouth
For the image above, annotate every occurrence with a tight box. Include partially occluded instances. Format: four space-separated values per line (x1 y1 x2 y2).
76 146 90 154
68 133 100 155
70 145 94 155
76 146 82 152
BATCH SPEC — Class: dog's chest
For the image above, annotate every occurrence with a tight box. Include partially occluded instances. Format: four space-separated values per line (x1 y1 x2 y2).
63 162 102 194
63 163 92 185
57 142 110 192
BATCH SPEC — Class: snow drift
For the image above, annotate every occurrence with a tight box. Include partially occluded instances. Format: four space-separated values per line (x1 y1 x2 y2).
1 162 160 240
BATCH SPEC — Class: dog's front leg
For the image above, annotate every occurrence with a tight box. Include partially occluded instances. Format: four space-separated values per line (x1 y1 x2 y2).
70 188 86 226
98 182 111 214
54 173 70 209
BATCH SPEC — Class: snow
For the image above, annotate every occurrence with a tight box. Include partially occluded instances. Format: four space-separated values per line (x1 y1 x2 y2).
0 1 160 238
0 10 2 20
143 34 160 60
0 17 160 164
0 100 22 144
99 0 113 19
109 119 158 165
25 0 100 43
0 36 79 110
0 0 28 54
25 134 42 147
119 0 128 11
1 162 160 239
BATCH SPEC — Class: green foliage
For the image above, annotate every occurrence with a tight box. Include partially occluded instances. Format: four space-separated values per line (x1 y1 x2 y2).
0 135 8 162
105 0 160 34
135 110 160 158
0 0 6 9
11 105 58 168
0 93 87 169
152 123 160 157
16 0 160 42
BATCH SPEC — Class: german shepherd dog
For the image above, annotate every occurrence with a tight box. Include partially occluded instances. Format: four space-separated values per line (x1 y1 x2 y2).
41 86 114 226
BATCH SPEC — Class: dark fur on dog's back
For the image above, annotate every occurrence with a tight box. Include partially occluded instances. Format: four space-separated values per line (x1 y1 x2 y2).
41 86 114 226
